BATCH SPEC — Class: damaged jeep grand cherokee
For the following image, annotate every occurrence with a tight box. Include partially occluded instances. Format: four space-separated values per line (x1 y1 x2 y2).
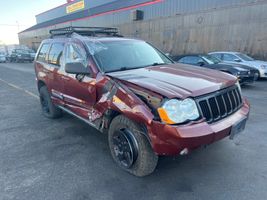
34 27 250 177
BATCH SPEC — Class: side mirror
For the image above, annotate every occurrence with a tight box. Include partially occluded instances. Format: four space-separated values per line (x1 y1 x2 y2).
165 53 170 57
65 62 91 75
234 58 242 62
197 61 205 66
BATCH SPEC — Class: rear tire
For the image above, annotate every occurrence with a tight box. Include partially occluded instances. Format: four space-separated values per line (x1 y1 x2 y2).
108 115 158 177
39 86 62 119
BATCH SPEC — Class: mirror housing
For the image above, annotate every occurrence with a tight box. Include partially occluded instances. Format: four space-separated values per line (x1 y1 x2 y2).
65 62 91 75
234 58 242 62
165 53 170 57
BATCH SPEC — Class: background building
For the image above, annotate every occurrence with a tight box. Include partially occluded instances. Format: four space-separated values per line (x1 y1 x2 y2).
19 0 267 59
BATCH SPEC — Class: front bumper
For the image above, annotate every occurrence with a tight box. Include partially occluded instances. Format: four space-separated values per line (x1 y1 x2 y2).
147 99 250 156
259 69 267 78
238 75 255 84
19 57 32 61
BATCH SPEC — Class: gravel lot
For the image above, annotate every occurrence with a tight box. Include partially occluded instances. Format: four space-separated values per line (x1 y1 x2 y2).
0 63 267 200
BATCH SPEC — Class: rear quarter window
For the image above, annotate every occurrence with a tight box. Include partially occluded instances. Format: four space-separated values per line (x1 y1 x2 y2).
37 43 50 62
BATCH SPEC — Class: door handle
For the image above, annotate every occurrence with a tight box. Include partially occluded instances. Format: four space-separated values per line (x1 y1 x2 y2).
61 76 71 81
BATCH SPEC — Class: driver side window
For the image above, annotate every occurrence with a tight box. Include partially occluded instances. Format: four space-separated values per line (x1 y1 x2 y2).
180 56 203 65
223 54 238 62
65 43 87 68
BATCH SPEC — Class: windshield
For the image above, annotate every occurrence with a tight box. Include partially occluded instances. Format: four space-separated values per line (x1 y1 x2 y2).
27 49 35 53
87 40 173 73
16 49 28 54
236 53 254 61
201 55 221 64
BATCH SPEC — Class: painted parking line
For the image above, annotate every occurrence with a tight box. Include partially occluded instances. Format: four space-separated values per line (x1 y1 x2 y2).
0 78 39 99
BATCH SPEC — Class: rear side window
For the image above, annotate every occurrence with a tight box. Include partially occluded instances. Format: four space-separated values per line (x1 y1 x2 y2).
37 43 50 62
47 43 64 66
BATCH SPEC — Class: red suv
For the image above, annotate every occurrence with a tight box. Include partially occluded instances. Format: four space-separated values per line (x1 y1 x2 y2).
34 27 250 177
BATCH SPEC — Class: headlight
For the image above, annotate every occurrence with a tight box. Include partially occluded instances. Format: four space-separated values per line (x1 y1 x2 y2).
158 98 200 124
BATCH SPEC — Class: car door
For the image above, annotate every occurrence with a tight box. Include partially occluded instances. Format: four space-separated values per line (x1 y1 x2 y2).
61 41 97 120
45 42 65 105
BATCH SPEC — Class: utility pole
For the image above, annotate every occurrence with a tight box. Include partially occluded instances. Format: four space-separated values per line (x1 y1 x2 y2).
16 21 20 33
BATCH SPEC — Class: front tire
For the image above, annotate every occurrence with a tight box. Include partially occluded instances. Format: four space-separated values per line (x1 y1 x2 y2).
39 86 62 119
108 115 158 177
254 72 260 81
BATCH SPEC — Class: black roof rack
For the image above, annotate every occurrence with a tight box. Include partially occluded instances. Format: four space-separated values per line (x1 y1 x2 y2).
49 26 122 38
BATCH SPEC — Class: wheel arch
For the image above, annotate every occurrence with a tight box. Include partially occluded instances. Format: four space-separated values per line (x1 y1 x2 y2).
37 80 46 91
104 110 152 145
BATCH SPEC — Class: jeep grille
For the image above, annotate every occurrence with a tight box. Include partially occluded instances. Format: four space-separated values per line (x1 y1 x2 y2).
196 86 243 123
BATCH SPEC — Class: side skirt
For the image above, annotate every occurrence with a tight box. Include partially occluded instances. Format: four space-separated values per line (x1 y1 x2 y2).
58 105 103 131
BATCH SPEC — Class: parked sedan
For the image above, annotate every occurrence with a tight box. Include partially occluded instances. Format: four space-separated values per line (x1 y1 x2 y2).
8 49 32 63
172 54 258 85
27 49 36 61
209 51 266 79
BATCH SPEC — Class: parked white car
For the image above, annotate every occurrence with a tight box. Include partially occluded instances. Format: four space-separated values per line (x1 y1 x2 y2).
0 52 6 63
209 52 267 79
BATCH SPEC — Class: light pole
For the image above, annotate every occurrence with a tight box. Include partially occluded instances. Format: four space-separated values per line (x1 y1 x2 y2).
16 21 20 33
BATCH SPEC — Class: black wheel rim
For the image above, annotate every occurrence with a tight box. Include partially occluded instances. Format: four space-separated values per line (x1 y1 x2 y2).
40 95 50 114
112 129 138 169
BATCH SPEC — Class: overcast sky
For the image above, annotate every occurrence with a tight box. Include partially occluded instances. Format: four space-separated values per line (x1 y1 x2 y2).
0 0 66 44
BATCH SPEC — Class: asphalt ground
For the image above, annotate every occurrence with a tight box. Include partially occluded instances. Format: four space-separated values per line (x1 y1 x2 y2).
0 63 267 200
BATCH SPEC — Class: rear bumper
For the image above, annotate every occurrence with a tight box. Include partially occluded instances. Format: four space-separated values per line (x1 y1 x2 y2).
147 99 250 156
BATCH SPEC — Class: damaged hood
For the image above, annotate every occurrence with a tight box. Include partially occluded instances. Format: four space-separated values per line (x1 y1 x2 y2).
107 64 237 99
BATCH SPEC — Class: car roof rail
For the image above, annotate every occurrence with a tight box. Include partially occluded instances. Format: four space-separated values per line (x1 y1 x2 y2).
49 26 123 38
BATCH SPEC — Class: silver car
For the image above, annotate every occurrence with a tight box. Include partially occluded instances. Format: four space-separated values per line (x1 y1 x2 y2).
0 52 6 63
209 51 267 79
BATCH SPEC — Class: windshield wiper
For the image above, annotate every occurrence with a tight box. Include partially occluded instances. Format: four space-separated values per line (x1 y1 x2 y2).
151 62 167 66
107 66 143 73
106 63 168 73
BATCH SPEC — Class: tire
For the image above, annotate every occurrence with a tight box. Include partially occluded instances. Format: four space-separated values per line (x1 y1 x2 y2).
39 86 62 119
108 115 158 177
